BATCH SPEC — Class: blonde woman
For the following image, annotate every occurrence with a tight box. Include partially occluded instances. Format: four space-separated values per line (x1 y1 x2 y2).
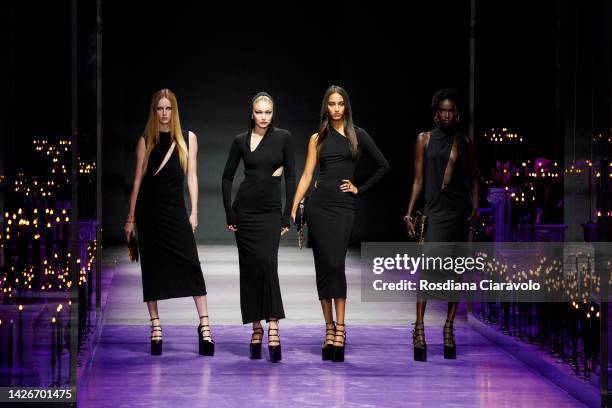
222 92 295 362
124 88 214 356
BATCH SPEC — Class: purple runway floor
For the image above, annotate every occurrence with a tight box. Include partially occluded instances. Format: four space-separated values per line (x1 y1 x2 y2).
78 324 586 408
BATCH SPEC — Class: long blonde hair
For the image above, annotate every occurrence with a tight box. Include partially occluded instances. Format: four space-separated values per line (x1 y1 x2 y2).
142 89 189 174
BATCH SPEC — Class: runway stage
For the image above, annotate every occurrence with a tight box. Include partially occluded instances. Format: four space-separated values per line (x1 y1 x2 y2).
78 244 587 407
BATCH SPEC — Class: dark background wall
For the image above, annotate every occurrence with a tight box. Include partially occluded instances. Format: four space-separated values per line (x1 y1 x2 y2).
101 1 471 244
3 1 603 245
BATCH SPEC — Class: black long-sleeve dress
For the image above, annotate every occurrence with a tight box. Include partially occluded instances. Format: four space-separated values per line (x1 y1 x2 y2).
135 131 207 302
306 126 389 300
222 127 296 324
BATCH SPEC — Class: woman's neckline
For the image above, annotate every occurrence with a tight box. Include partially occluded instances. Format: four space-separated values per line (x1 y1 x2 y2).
330 126 346 138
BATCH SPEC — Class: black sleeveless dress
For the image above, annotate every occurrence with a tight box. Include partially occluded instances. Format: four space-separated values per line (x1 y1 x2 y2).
222 127 295 324
423 126 473 241
135 131 207 302
306 126 389 300
420 126 474 300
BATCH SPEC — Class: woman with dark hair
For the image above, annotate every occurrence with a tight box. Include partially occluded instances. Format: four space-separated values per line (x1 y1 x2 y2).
291 85 390 362
124 88 214 357
222 92 295 362
404 88 479 361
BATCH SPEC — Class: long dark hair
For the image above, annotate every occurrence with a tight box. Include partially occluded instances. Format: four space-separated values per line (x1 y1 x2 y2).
316 85 358 158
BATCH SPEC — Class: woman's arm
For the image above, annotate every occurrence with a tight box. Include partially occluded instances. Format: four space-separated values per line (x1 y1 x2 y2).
221 137 242 229
354 129 390 195
405 132 428 235
124 136 146 241
282 132 296 230
187 131 199 232
290 133 319 221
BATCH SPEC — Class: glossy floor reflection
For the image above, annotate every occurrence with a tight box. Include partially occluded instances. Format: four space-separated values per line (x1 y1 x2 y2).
79 325 585 408
78 245 588 407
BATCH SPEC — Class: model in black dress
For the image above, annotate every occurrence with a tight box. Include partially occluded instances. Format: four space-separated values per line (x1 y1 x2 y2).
124 89 214 357
405 88 479 361
222 92 295 362
292 86 389 362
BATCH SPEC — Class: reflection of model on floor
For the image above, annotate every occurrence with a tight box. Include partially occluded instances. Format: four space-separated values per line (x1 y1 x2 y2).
404 88 479 361
124 89 214 357
291 85 390 363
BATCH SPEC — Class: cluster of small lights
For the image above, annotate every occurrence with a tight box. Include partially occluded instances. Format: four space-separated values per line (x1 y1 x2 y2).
486 160 563 210
79 161 96 174
592 133 612 143
0 136 96 303
484 128 523 143
481 253 606 317
3 207 70 242
564 161 612 178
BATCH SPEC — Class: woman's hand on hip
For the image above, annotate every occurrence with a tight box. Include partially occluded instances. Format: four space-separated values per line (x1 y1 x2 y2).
340 179 358 195
227 224 237 232
280 227 289 236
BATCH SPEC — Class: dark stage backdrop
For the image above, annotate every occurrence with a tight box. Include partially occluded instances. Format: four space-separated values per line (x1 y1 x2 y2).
102 1 471 244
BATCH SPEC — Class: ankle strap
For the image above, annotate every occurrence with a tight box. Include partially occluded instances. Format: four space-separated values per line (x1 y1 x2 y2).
199 315 209 319
150 317 160 321
325 321 335 325
336 322 345 326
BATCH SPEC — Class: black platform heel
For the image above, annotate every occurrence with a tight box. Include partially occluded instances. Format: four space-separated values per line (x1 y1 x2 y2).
412 322 427 361
197 315 215 356
267 319 281 363
332 322 346 362
443 319 456 359
150 317 162 356
250 326 264 359
322 321 336 361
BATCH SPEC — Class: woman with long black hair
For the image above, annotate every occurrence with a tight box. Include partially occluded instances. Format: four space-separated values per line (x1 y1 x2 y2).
124 88 214 357
222 92 295 362
291 85 389 362
404 88 479 361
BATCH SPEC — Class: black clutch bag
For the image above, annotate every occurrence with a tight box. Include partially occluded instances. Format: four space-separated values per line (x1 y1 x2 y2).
295 197 308 249
127 233 139 262
405 211 427 244
414 211 427 244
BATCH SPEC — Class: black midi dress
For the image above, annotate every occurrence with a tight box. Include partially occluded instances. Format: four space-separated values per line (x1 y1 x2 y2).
420 126 474 300
135 131 207 302
222 127 296 324
423 126 473 242
306 126 389 300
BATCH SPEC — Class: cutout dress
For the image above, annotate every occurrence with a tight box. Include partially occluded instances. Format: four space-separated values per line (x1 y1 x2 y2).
135 131 207 301
222 127 296 324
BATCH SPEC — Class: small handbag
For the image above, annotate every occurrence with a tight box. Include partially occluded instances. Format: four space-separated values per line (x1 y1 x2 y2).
127 233 139 262
295 197 308 249
413 211 427 244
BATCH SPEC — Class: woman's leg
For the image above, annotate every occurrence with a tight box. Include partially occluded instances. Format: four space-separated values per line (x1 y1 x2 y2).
446 301 458 322
334 298 345 325
444 302 458 359
416 300 426 323
147 301 162 355
413 300 427 361
193 295 213 341
320 299 333 322
146 300 159 321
